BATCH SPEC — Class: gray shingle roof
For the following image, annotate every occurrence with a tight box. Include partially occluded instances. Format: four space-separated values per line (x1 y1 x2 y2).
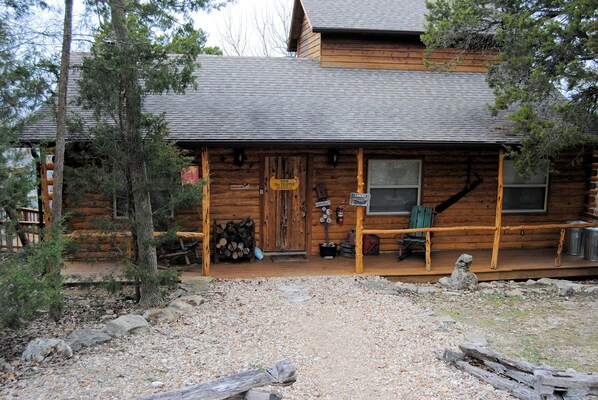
21 54 517 146
301 0 429 34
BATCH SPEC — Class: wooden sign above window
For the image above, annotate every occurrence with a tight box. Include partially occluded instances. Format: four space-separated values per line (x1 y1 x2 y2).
181 166 199 185
269 176 299 191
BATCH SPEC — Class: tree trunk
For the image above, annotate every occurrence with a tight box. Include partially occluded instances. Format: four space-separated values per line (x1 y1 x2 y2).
109 0 161 307
52 0 73 222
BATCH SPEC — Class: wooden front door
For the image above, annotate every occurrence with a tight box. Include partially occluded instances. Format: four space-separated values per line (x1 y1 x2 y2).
262 156 308 252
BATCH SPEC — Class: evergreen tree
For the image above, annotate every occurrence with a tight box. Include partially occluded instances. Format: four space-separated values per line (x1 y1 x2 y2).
423 0 597 172
74 0 221 306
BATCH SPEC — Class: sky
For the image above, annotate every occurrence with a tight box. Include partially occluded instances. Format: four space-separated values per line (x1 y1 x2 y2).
193 0 294 56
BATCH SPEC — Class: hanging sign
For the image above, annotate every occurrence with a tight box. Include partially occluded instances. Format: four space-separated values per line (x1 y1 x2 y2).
350 193 371 206
269 176 299 190
180 166 199 185
230 183 250 190
315 200 331 208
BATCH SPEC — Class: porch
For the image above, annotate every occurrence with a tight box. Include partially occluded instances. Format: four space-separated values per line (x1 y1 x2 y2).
63 247 598 283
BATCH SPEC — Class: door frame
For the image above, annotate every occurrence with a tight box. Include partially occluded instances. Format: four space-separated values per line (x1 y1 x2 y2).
259 152 313 254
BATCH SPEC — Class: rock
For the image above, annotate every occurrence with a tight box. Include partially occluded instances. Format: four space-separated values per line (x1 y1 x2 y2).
481 289 496 295
179 277 212 294
506 289 525 297
66 329 112 351
22 338 73 362
555 281 573 297
439 315 456 324
438 254 478 290
360 281 400 294
283 295 312 303
151 381 164 388
464 333 488 347
143 307 180 324
417 286 438 295
277 285 306 293
395 283 418 294
103 314 150 338
169 298 196 311
582 286 598 294
537 277 557 286
524 279 537 286
177 295 205 306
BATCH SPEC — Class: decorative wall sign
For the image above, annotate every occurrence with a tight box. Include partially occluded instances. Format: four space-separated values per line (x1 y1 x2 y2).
180 166 199 185
269 176 299 191
230 183 250 190
350 193 371 206
315 200 331 208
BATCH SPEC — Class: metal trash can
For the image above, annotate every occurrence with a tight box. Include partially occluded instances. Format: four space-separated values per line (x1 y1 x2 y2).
582 228 598 262
565 220 586 256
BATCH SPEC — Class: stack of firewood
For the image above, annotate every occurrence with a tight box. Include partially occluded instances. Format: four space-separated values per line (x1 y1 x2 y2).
214 218 254 262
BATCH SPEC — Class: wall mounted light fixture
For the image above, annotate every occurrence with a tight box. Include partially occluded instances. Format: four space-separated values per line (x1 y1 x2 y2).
233 149 246 167
328 149 340 167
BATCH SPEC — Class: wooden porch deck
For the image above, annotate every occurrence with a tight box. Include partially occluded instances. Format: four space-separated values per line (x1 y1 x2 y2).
64 248 598 283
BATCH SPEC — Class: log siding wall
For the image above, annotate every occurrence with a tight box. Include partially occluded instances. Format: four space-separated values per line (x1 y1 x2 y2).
296 15 321 59
319 35 496 72
66 147 588 259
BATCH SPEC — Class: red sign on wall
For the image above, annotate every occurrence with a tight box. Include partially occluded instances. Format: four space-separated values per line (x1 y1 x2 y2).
181 166 199 185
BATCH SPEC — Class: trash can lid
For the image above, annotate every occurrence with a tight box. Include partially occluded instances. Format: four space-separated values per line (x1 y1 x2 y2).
583 227 598 232
567 220 588 224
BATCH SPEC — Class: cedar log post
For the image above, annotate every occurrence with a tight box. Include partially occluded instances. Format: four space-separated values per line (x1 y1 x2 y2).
555 228 565 267
201 147 210 276
355 147 364 274
425 231 431 271
491 149 504 270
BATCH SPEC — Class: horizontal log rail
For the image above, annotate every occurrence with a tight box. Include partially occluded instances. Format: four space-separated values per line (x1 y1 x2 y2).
66 230 204 259
359 222 598 272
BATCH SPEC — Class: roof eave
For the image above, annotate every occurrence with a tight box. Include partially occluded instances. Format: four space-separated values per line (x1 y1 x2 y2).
312 27 425 37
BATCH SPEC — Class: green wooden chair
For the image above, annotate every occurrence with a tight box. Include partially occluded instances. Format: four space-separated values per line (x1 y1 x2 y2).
398 205 435 261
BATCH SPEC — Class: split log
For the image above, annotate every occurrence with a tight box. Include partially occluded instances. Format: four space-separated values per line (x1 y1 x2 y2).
440 345 598 400
136 360 296 400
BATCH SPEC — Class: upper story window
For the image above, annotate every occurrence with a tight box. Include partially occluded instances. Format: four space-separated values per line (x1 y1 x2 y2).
503 160 549 213
367 159 421 215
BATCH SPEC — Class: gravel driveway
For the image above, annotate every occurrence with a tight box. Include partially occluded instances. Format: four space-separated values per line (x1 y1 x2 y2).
3 276 513 399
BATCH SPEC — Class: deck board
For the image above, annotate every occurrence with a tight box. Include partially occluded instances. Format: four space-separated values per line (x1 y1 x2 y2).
63 248 598 283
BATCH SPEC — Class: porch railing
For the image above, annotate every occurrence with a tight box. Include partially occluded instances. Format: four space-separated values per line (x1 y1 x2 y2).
360 222 598 272
0 207 42 252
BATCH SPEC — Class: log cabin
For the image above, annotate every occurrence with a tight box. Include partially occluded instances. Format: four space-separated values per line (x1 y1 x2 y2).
21 0 598 281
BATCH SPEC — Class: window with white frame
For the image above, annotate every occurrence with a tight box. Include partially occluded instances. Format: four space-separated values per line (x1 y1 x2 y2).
367 159 421 214
503 160 549 212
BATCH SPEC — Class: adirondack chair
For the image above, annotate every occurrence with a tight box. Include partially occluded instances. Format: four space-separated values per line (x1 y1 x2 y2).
398 205 435 261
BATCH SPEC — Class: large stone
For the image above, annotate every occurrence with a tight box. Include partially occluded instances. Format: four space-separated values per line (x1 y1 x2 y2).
66 329 112 351
395 283 418 294
438 254 478 290
169 298 195 311
143 307 180 324
22 338 73 362
177 295 205 306
103 314 150 338
555 281 573 297
178 277 212 294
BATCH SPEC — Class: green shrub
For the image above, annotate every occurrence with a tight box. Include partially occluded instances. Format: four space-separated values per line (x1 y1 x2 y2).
0 230 68 329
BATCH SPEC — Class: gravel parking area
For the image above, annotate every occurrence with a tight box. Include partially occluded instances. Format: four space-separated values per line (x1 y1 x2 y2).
1 275 514 399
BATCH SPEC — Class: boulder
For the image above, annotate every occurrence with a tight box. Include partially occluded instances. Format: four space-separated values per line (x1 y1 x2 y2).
169 298 196 312
22 338 73 362
177 295 205 306
555 281 573 297
67 329 112 351
178 277 212 294
438 254 478 290
143 307 180 324
395 283 418 294
103 314 150 338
